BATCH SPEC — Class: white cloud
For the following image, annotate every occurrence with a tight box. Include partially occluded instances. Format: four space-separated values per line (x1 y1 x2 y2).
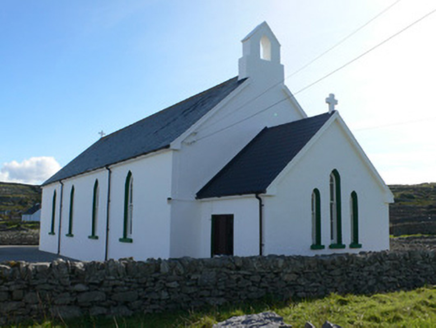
0 157 61 185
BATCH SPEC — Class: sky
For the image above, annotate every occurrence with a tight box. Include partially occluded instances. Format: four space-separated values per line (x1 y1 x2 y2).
1 0 436 185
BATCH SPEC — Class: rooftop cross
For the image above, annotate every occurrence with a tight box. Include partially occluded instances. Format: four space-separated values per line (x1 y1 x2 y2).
325 93 338 113
98 130 106 138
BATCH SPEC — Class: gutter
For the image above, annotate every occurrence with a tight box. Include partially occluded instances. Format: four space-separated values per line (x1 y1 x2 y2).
57 181 64 255
255 193 264 256
104 166 112 261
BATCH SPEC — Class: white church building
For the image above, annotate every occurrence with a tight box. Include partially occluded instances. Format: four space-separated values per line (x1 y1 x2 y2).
40 23 394 261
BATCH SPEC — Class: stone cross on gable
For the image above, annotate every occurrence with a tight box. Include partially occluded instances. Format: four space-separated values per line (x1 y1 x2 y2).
326 93 338 113
98 130 106 138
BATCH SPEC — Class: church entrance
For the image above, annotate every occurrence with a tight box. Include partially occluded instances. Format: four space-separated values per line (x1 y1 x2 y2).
211 214 234 256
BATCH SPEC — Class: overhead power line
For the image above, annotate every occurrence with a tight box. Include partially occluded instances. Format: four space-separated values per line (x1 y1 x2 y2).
294 6 436 95
198 5 436 142
287 0 402 79
200 1 400 133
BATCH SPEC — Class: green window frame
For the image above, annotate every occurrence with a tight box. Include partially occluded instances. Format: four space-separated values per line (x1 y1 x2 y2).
310 189 324 250
350 191 362 248
329 170 345 249
49 190 56 235
66 186 74 237
88 180 99 240
119 171 133 243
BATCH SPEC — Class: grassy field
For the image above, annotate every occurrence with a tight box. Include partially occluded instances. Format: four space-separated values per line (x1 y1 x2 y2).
21 286 436 328
0 182 41 220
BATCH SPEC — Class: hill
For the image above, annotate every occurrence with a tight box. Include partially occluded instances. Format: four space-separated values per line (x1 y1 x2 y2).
389 183 436 236
0 182 41 220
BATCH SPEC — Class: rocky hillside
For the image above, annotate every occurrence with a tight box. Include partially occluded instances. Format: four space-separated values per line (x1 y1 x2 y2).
389 183 436 236
0 182 41 220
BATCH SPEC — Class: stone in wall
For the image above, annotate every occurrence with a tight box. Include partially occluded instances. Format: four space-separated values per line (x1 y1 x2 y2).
1 251 436 325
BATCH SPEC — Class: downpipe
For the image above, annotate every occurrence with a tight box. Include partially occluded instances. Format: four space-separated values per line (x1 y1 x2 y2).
57 181 64 255
255 193 264 256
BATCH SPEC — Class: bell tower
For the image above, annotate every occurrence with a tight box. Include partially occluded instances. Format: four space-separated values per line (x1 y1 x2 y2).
238 22 284 85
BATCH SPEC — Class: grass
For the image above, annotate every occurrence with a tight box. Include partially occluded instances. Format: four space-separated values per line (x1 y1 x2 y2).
0 220 40 231
15 286 436 328
390 233 436 239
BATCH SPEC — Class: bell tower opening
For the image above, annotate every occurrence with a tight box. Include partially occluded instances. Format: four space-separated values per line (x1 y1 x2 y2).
260 36 271 61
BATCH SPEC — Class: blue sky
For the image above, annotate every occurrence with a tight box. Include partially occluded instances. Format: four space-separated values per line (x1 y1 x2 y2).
1 0 436 185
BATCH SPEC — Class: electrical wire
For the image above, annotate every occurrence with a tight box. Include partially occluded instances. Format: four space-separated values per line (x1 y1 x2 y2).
294 7 436 95
199 0 401 132
287 0 402 79
197 5 436 142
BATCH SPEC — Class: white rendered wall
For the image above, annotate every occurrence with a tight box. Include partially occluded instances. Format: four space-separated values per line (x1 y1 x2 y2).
39 184 61 254
107 150 173 261
22 210 40 222
263 120 391 256
57 169 108 261
198 197 259 258
169 81 305 258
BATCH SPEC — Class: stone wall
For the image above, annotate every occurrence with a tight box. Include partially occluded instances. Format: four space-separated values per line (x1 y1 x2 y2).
0 230 39 245
1 251 436 324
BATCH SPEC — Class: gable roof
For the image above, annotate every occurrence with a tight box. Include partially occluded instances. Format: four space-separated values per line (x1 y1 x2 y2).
23 203 41 215
43 77 246 186
196 112 333 199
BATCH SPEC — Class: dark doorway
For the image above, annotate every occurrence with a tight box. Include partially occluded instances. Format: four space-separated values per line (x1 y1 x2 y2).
211 214 234 256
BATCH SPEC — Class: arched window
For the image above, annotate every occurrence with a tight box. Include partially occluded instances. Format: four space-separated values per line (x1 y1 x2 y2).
260 35 271 61
120 171 133 243
89 180 99 239
310 189 324 250
329 170 345 248
350 191 362 248
66 186 74 237
49 190 57 235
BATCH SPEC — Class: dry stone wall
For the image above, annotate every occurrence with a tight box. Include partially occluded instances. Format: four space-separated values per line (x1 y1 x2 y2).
1 251 436 325
0 230 39 245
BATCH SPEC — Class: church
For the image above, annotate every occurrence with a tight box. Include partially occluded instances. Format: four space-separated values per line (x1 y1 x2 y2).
40 22 394 261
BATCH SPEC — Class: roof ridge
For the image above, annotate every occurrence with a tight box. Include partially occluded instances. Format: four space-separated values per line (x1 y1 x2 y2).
100 76 241 141
265 111 332 131
197 127 269 198
43 76 246 186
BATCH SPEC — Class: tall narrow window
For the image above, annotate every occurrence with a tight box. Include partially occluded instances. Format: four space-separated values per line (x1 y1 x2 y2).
49 190 57 235
310 189 324 250
329 170 345 249
120 171 133 243
350 191 362 248
89 180 99 239
66 186 74 237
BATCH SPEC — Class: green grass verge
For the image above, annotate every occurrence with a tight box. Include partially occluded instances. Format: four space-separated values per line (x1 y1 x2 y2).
14 286 436 327
390 233 436 239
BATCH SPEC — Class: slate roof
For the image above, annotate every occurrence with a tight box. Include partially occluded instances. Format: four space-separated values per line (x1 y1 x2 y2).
196 112 333 199
23 203 41 215
43 77 246 186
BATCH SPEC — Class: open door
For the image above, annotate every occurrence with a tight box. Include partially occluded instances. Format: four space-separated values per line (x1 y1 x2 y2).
211 214 234 256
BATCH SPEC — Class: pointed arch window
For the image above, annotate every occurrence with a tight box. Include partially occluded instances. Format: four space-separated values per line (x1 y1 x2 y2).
329 170 345 249
49 190 57 235
89 180 99 239
350 191 362 248
120 171 133 243
310 189 324 250
66 186 75 237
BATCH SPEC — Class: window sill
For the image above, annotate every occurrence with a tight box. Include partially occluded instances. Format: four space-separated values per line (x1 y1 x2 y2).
119 237 133 243
329 243 346 249
88 235 99 240
65 233 74 237
310 244 325 250
48 232 55 235
349 243 362 249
